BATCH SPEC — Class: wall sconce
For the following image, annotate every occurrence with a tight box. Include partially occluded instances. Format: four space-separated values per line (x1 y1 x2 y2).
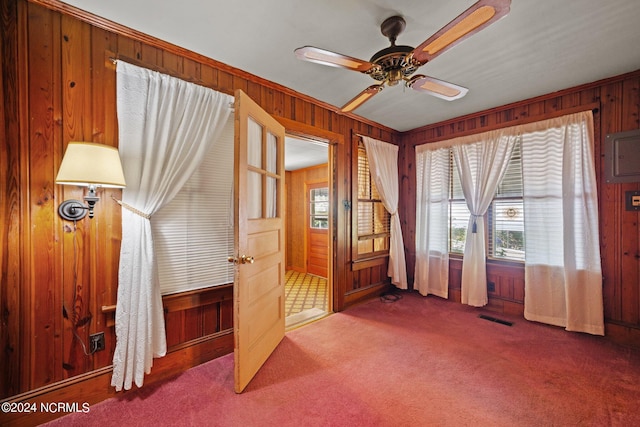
56 142 127 220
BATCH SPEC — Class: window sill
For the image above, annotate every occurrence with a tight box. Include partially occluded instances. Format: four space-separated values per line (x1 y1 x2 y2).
352 254 389 271
487 257 525 267
448 253 524 268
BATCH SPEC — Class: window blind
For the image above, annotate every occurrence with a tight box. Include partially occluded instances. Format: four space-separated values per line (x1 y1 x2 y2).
357 141 390 256
489 139 525 261
449 150 469 253
153 116 235 295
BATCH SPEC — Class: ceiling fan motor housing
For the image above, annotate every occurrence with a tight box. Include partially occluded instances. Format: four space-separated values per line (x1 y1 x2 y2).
368 45 420 84
368 16 421 85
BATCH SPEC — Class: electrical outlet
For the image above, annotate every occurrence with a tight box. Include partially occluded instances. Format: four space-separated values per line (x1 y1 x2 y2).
90 332 105 352
487 281 496 292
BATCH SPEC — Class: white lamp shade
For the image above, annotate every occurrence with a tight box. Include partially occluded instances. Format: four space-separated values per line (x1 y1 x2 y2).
56 142 126 188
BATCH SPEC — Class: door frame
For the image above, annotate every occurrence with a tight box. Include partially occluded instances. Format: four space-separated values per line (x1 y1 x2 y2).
276 117 345 313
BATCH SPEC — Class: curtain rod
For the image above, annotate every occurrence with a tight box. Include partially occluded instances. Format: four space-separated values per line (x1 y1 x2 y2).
108 56 234 111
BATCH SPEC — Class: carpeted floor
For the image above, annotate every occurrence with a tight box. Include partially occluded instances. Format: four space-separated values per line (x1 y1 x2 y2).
284 270 327 317
44 291 640 426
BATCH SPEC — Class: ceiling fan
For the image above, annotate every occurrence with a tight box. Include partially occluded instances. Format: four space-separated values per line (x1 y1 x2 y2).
294 0 511 113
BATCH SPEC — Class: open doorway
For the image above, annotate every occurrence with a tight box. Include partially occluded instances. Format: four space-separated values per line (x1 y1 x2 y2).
284 135 331 328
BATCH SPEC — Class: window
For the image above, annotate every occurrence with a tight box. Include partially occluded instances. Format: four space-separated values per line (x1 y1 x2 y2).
310 187 329 229
152 116 235 295
447 140 524 261
449 151 470 254
488 140 524 261
356 140 390 257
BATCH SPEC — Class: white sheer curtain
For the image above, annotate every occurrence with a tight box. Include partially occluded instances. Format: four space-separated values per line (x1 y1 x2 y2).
521 111 603 335
414 144 450 297
361 136 407 289
113 61 233 391
452 133 517 307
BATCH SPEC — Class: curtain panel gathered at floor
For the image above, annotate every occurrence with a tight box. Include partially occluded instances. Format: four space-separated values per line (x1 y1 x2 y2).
361 136 407 289
113 61 233 391
521 111 603 335
452 134 517 307
415 145 450 298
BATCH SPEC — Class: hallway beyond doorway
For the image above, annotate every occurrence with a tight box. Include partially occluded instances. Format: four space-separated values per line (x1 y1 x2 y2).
285 270 327 317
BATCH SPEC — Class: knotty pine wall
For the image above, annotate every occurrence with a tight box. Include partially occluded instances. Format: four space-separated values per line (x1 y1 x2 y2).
400 69 640 347
286 164 329 272
0 0 395 408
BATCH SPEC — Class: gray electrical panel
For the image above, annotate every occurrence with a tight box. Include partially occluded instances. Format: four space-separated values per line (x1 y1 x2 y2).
604 129 640 183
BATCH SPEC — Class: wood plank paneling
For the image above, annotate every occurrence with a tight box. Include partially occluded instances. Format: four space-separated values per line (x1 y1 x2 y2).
0 0 22 399
60 12 93 380
619 77 640 325
285 165 328 273
27 2 62 390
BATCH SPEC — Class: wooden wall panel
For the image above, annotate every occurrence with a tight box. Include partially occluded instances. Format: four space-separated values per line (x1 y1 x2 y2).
285 164 328 272
619 77 640 325
0 0 22 400
27 3 62 390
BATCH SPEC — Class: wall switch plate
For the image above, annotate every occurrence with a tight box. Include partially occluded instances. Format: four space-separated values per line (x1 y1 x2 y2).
625 190 640 211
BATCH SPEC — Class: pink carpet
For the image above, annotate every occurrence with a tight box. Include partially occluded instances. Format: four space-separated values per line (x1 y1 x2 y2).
45 291 640 426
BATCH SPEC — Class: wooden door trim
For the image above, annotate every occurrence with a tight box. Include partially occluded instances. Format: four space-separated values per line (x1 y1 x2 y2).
274 117 342 312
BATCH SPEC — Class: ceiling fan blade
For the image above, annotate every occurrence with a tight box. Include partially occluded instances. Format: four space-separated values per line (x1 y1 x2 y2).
411 0 511 64
294 46 376 73
407 75 468 101
341 85 384 113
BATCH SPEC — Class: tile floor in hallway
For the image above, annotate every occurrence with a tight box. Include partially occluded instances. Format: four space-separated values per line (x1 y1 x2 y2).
284 270 327 317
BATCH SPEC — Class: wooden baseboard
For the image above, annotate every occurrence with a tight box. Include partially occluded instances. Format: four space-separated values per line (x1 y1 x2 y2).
485 296 525 317
604 322 640 349
344 282 391 307
0 330 233 427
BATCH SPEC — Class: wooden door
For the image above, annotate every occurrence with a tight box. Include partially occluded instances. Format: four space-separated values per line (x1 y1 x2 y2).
232 89 286 393
307 182 329 277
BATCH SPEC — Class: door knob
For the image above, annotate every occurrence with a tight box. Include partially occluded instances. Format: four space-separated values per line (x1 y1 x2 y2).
227 255 255 264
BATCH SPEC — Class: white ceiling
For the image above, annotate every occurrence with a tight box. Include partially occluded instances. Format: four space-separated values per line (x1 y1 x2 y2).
285 136 328 171
62 0 640 132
